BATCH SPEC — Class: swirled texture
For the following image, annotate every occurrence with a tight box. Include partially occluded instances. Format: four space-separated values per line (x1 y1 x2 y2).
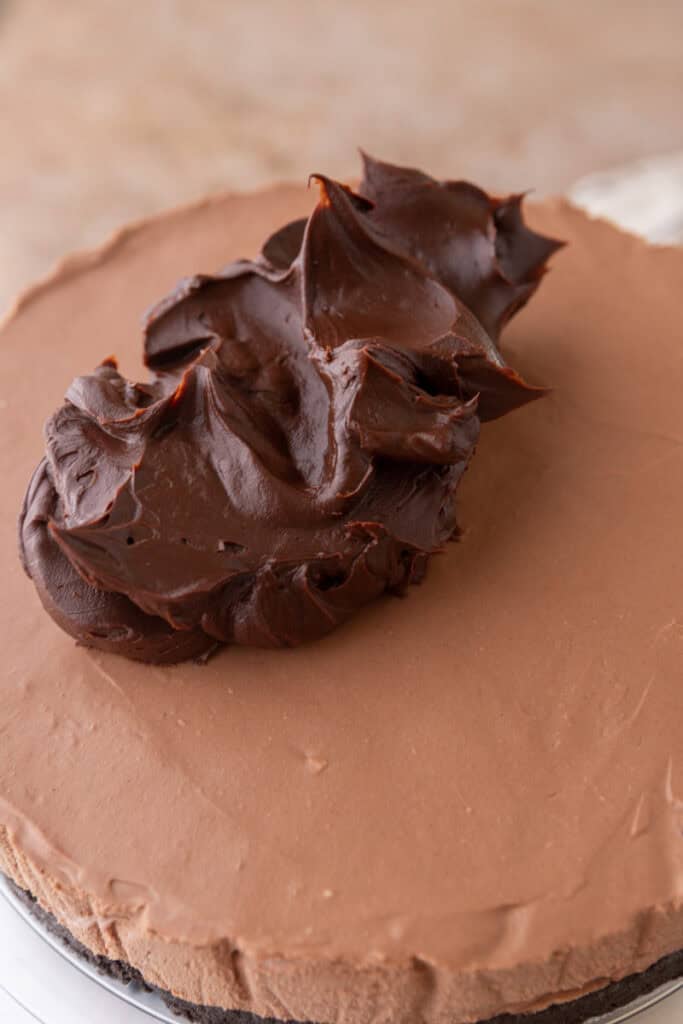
19 158 562 663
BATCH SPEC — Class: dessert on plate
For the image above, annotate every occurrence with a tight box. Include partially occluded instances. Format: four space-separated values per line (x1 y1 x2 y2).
0 155 681 1024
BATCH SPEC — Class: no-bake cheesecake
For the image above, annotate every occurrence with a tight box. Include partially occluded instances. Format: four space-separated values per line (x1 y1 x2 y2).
1 158 681 1024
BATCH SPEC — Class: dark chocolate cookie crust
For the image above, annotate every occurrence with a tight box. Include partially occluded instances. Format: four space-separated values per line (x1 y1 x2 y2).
6 878 682 1024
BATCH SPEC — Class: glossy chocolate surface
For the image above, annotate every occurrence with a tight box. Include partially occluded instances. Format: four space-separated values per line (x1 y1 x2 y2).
19 159 559 662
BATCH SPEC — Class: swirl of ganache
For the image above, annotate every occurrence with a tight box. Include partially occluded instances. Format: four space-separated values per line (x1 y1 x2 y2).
19 164 562 663
265 153 565 418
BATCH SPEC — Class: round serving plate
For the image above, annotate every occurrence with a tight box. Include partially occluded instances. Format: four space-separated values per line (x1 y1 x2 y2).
1 876 681 1024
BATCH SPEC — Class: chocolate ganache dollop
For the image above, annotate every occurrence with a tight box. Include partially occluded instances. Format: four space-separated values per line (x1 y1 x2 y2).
19 157 562 663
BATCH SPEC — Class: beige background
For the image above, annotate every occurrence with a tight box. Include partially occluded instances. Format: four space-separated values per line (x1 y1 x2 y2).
1 0 682 310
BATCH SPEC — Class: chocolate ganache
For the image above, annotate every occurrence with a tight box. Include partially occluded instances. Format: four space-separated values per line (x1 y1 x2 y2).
19 157 562 663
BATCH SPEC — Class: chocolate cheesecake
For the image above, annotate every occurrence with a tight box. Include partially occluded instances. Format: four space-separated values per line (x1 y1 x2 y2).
0 167 682 1024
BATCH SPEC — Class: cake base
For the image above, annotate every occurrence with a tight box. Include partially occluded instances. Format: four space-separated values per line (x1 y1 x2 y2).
7 879 682 1024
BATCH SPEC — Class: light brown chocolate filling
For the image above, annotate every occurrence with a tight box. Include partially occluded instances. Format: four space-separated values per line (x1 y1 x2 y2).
0 190 682 1024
